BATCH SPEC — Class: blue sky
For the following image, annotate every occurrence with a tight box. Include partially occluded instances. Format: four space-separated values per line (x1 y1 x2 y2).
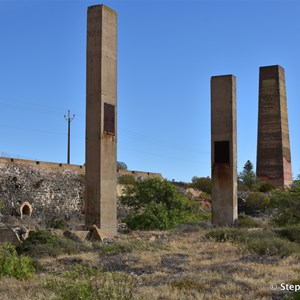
0 0 300 182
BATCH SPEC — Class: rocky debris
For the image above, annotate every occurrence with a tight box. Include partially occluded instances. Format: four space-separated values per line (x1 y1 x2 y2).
117 223 129 234
86 225 114 243
238 191 250 214
12 226 29 241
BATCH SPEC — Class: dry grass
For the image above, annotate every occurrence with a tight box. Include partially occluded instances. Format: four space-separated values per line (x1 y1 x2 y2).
0 227 299 299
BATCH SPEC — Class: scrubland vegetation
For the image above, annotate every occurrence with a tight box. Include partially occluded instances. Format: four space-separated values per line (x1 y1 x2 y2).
1 167 300 299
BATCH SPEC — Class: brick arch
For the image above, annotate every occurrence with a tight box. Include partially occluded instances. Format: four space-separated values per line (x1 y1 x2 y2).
20 201 32 218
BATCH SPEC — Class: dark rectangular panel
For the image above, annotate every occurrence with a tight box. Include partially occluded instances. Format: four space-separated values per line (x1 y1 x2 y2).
214 141 230 164
104 103 115 135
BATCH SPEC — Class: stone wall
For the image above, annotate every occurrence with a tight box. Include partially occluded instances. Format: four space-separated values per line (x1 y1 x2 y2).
0 159 85 222
0 157 162 222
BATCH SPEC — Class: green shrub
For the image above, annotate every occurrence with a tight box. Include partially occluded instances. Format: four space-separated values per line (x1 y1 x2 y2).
275 226 300 243
121 178 208 230
96 242 133 255
47 218 68 229
257 181 275 193
171 279 204 291
44 264 134 300
235 215 263 228
270 190 300 226
16 230 87 258
189 176 211 194
205 228 241 242
118 174 136 185
246 192 270 211
245 236 298 257
288 279 300 299
205 228 300 257
291 179 300 192
0 243 35 280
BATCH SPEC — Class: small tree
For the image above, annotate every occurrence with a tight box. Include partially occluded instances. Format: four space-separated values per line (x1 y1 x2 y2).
117 174 136 185
120 178 207 230
239 160 256 190
117 161 127 170
190 177 211 194
270 190 300 226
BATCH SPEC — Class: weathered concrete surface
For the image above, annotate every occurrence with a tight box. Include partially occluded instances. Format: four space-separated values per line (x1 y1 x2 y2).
211 75 238 226
85 5 117 235
257 65 292 187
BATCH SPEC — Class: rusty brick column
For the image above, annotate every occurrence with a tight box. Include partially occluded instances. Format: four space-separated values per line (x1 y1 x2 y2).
85 5 117 235
256 65 292 187
211 75 238 226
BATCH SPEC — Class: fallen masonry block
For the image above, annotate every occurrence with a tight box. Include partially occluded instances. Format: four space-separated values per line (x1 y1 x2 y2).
87 225 114 242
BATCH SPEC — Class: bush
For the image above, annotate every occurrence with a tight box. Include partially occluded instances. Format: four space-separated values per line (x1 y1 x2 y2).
235 215 263 228
289 279 300 299
189 177 211 194
44 264 134 300
205 228 300 257
117 174 136 185
0 243 35 280
96 242 133 255
121 178 208 230
16 230 87 258
256 181 275 193
245 192 270 211
270 190 300 226
275 225 300 243
47 218 68 229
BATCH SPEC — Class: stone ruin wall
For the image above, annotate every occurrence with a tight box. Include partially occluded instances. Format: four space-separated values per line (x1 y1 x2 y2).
0 157 85 223
0 157 161 223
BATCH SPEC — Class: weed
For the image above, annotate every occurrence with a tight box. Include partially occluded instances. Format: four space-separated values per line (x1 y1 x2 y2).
235 214 263 228
118 174 136 185
0 243 35 280
205 228 300 257
171 279 204 291
47 218 68 230
270 190 300 226
16 230 88 258
245 192 270 211
275 226 300 243
44 264 135 300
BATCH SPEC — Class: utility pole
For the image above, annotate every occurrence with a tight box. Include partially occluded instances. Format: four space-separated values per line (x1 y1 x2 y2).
64 110 75 164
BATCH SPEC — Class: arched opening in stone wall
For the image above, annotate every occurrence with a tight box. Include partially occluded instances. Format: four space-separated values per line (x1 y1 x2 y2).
20 201 32 218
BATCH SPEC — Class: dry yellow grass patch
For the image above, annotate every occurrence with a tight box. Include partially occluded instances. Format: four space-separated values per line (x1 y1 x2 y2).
0 228 299 299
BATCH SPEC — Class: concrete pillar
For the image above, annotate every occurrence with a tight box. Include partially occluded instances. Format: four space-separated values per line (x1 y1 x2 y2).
211 75 238 226
257 65 292 187
85 5 117 235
